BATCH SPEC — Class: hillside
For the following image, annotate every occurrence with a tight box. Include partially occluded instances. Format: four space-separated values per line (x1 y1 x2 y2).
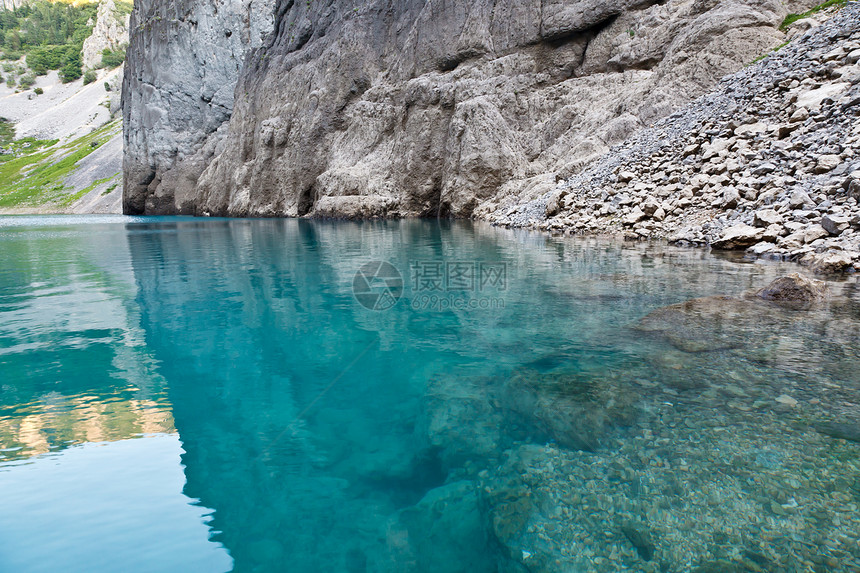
0 0 129 214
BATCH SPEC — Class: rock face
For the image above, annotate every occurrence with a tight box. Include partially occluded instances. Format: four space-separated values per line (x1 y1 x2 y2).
122 0 276 215
497 3 860 274
124 0 804 216
82 0 130 70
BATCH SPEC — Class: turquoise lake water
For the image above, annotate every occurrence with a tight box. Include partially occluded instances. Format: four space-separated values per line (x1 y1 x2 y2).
0 216 859 572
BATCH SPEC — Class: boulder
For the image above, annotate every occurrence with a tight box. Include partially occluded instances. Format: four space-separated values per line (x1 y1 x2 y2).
623 207 647 226
753 209 782 228
722 187 740 209
711 225 764 250
809 252 854 275
821 215 851 236
815 155 841 174
755 273 827 303
502 367 636 451
789 190 814 209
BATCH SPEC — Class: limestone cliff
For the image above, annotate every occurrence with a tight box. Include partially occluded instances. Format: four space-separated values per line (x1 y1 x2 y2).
124 0 818 217
82 0 130 70
122 0 275 214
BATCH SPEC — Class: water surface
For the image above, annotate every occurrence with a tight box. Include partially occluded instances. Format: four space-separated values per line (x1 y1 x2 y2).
1 216 858 572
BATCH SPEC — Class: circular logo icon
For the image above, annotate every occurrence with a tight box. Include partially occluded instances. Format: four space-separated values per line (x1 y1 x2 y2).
352 261 403 311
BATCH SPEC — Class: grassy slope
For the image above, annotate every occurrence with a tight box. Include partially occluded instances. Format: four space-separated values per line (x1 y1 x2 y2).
780 0 848 30
0 119 121 209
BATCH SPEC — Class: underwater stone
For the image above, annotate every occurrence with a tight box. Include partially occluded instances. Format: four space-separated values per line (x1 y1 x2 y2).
620 521 656 561
755 273 827 303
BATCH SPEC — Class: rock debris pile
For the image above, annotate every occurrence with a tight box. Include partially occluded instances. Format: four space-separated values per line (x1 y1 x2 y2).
495 3 860 274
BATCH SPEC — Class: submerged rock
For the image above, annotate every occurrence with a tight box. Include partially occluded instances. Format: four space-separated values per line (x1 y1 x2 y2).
691 560 742 573
620 521 656 561
814 421 860 443
375 480 497 573
636 295 765 352
755 273 827 303
420 375 503 468
502 366 637 451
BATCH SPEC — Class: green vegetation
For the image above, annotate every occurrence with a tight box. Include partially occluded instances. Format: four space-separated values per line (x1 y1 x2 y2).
60 173 116 205
0 0 98 82
780 0 848 30
112 0 132 20
0 120 120 208
99 45 125 68
101 180 119 196
749 40 791 66
18 71 35 87
0 118 15 147
82 67 96 84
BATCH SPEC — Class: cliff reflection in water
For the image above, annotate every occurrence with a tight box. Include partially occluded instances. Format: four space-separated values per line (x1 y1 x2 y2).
3 217 857 572
124 218 860 572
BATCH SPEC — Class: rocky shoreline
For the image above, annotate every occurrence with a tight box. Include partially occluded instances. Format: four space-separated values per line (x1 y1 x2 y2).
491 2 860 276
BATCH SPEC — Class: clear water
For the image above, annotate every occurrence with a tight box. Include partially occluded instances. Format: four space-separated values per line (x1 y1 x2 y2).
0 216 858 573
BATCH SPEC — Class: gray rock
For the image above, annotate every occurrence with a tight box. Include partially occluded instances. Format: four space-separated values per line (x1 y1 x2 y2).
748 241 776 255
789 107 809 122
642 197 660 216
123 0 793 216
821 214 852 235
545 189 565 217
803 224 831 243
755 273 827 303
815 154 842 174
711 224 765 250
722 187 741 209
809 251 854 274
752 162 778 176
82 0 129 70
624 207 647 226
122 0 276 215
754 209 782 227
789 190 814 209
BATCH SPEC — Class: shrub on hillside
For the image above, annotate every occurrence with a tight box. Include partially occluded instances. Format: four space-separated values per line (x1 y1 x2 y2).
83 69 96 85
100 47 126 69
18 73 35 88
26 45 73 75
59 49 82 83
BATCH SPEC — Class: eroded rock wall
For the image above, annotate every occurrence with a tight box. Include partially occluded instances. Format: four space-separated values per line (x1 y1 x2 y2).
125 0 813 217
122 0 275 214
